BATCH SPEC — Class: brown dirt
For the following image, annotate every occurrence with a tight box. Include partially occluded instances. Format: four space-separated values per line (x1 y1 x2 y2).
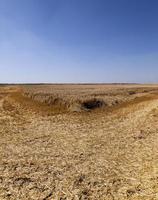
1 85 158 200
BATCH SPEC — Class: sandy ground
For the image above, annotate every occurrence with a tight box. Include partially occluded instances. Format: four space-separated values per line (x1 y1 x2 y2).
1 86 158 199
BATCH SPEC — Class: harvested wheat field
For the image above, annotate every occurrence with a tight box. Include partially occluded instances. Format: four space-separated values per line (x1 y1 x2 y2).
1 84 158 200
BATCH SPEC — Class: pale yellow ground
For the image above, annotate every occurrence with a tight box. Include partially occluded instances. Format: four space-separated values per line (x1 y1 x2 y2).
1 86 158 199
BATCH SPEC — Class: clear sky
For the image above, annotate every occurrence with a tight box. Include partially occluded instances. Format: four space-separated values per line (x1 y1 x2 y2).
0 0 158 83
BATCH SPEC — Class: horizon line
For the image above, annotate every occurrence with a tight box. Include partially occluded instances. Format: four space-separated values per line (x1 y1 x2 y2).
0 82 153 85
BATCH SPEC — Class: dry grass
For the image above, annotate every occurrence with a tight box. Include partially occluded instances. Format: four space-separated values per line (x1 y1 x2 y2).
1 84 158 199
21 84 158 113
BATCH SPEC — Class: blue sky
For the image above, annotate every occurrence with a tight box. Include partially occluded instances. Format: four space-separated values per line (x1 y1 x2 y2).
0 0 158 83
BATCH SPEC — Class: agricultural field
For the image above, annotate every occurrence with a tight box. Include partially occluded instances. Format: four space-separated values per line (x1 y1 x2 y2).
1 84 158 199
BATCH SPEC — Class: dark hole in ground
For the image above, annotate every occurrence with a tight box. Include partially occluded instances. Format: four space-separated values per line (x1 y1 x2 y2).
82 99 105 110
128 91 136 95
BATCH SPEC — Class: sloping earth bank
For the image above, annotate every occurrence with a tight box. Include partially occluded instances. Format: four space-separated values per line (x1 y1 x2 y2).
1 89 158 199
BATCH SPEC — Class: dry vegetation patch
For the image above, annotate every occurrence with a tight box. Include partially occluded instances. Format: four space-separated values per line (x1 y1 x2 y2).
1 85 158 199
20 84 158 113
